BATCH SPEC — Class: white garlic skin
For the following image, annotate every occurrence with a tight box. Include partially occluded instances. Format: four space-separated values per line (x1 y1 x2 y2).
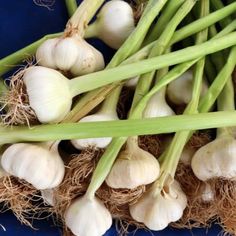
41 189 55 206
36 37 104 76
124 76 139 88
65 195 112 236
106 145 160 189
1 143 65 190
130 180 187 230
191 137 236 181
94 0 135 49
71 113 118 150
201 183 214 202
167 70 208 105
23 66 72 123
143 91 175 118
180 146 195 166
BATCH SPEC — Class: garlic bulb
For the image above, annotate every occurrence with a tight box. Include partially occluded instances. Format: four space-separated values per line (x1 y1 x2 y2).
124 76 139 88
85 0 135 49
36 36 104 76
191 137 236 181
71 113 118 150
106 138 160 189
65 195 112 236
143 89 175 118
23 66 72 123
167 70 208 105
41 189 55 206
180 146 195 165
1 142 65 190
130 180 187 230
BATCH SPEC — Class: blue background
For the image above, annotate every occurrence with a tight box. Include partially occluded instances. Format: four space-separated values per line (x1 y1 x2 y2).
0 1 224 235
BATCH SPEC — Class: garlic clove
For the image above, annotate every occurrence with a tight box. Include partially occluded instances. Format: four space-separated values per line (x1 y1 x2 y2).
191 137 236 181
53 37 79 71
70 39 105 76
1 143 65 190
65 195 112 236
130 180 187 230
167 70 208 105
143 91 175 118
71 113 118 149
106 145 160 189
95 0 135 49
41 189 55 206
23 66 72 123
36 38 59 69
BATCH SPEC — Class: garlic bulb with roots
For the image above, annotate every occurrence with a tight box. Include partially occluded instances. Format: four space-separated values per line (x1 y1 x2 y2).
85 0 135 49
36 36 105 76
130 179 187 230
71 87 120 150
106 137 160 189
191 136 236 181
65 195 112 236
143 88 175 118
201 182 214 202
167 70 208 105
23 66 72 123
1 142 65 190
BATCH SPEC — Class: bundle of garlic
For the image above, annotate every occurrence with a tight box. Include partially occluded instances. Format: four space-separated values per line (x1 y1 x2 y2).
2 0 236 236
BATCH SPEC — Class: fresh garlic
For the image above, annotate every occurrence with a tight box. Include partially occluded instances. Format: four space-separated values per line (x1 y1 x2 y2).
85 0 135 49
167 70 208 105
71 87 120 150
36 36 104 76
41 189 55 206
106 137 160 189
23 66 72 123
65 195 112 236
124 76 139 88
1 142 65 190
143 88 175 118
191 137 236 181
71 113 118 149
130 180 187 230
180 146 195 165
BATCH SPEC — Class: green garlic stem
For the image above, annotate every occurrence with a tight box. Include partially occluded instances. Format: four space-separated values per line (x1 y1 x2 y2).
144 0 185 45
67 0 105 36
64 0 77 17
0 33 62 76
2 112 236 145
0 79 8 95
84 21 99 38
157 0 209 183
107 0 168 67
68 32 236 97
98 86 122 116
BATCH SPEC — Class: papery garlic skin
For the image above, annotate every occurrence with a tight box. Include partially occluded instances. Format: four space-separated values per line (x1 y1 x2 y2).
143 91 175 118
65 195 112 236
201 183 214 202
167 70 208 105
71 113 118 149
191 137 236 181
1 143 65 190
180 146 195 165
36 37 104 76
23 66 72 123
106 144 160 189
41 189 55 206
130 180 187 230
92 0 135 49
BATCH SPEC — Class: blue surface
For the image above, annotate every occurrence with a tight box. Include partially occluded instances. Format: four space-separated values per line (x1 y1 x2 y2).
0 1 224 235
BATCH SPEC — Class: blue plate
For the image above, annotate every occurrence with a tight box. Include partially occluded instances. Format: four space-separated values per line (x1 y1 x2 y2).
0 1 223 235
